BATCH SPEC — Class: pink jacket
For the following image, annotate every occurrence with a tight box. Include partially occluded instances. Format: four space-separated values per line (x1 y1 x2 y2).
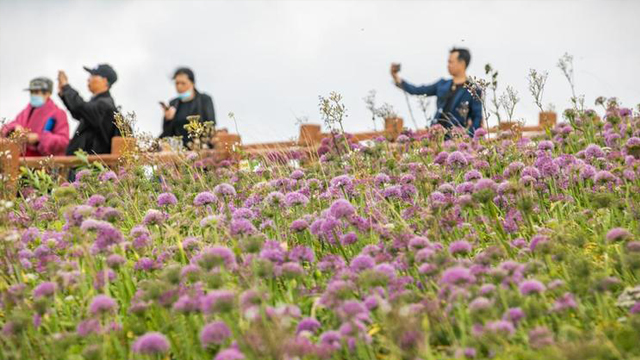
1 98 69 156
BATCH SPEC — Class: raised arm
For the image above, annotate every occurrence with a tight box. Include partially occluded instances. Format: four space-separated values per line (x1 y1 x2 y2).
397 79 442 96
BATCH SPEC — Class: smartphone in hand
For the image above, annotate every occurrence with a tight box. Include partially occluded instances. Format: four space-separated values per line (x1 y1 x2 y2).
159 101 169 111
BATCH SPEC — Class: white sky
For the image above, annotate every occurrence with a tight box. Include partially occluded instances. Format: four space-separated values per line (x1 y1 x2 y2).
1 0 639 143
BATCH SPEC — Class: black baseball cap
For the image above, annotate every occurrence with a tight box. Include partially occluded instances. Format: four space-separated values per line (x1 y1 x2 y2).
83 64 117 86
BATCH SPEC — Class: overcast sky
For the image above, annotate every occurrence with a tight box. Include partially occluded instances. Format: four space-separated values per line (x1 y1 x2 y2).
1 0 639 143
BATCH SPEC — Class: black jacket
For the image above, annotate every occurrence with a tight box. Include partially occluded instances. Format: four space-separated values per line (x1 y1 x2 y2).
160 90 215 146
60 85 120 155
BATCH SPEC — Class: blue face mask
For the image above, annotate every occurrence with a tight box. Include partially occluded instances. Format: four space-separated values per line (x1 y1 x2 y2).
177 90 192 100
30 95 45 108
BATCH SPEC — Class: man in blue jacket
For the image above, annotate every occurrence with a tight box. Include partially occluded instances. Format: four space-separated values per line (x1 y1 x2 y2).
391 48 483 136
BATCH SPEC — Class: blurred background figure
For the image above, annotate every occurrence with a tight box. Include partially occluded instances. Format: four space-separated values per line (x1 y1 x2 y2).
159 67 216 148
58 64 120 155
1 77 69 156
391 48 483 136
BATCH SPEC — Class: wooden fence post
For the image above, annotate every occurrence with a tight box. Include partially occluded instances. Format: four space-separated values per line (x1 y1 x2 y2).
0 139 20 197
384 117 403 140
298 124 322 147
215 133 242 160
539 112 557 129
111 136 136 156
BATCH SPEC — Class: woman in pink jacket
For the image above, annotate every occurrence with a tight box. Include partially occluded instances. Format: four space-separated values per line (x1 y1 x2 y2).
1 77 69 156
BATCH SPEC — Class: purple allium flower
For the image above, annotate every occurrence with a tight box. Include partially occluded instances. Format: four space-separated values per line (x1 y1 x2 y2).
584 144 605 159
440 266 475 286
76 319 101 337
373 173 391 186
230 218 256 236
290 169 305 179
297 317 321 334
284 192 309 207
318 255 346 272
446 151 468 167
485 320 515 337
173 295 200 313
552 292 578 312
529 234 549 252
157 192 178 206
280 262 304 278
290 219 309 232
214 183 237 198
81 219 124 252
383 185 403 199
197 246 237 270
627 241 640 253
537 140 554 151
409 236 430 250
503 161 525 178
469 297 492 312
264 191 286 206
200 321 231 348
503 307 525 324
350 254 375 272
519 279 546 295
132 332 170 354
86 194 106 207
289 245 315 263
329 199 355 219
593 170 617 184
434 151 449 164
182 237 200 251
464 170 482 182
473 178 497 193
89 294 117 315
143 209 167 226
449 240 472 255
200 290 235 314
521 166 541 179
630 302 640 314
339 232 358 246
214 348 245 360
33 282 55 299
606 227 633 242
474 127 488 138
329 175 353 189
74 169 91 181
479 283 496 296
528 326 555 349
98 170 118 182
319 330 342 349
193 191 217 206
134 257 157 271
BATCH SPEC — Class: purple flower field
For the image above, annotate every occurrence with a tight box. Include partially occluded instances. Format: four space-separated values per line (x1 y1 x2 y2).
2 100 640 359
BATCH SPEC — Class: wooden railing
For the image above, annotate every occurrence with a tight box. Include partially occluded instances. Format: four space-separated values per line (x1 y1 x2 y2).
0 112 556 196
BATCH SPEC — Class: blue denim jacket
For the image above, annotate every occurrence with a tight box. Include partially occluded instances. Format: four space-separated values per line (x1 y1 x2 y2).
400 78 483 136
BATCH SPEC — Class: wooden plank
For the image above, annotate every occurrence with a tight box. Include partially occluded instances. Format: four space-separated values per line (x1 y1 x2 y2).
0 139 20 196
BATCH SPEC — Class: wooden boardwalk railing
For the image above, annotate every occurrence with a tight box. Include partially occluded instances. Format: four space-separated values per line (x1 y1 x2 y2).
0 112 555 195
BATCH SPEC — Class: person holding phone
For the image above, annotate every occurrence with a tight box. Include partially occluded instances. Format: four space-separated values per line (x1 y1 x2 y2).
159 67 216 148
1 77 69 156
391 48 483 137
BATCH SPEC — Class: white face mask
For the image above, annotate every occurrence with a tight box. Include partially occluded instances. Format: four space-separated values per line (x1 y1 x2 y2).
30 94 45 107
177 90 192 100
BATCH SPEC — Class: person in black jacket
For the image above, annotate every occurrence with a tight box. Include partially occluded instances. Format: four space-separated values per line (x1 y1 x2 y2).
159 67 216 148
58 64 120 155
